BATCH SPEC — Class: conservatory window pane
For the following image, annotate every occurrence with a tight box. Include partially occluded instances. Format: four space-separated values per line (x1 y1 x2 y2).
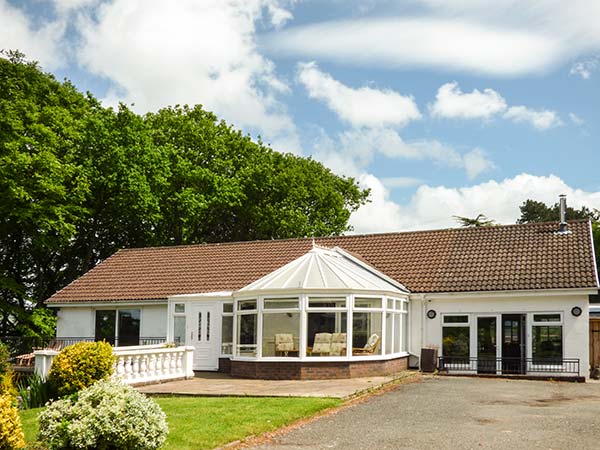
238 300 257 311
237 314 257 356
308 297 346 308
174 303 185 313
223 303 233 313
354 297 382 309
385 312 394 354
307 312 347 357
387 299 395 310
264 298 299 310
394 314 401 354
444 315 469 324
262 313 300 357
95 310 116 345
221 316 233 355
533 314 561 323
402 313 409 352
174 316 186 346
352 311 383 356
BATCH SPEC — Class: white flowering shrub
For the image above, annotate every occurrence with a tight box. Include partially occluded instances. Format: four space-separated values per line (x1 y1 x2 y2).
38 379 168 450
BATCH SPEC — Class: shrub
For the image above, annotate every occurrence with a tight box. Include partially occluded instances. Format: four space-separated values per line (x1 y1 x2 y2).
0 393 26 449
0 342 9 376
47 342 114 397
17 374 50 409
0 371 17 398
39 379 168 450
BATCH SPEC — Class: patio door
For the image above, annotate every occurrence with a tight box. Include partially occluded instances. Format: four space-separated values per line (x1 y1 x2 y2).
477 317 497 374
502 314 526 374
189 304 220 371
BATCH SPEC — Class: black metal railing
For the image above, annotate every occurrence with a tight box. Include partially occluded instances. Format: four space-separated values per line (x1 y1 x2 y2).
438 356 580 376
1 336 174 360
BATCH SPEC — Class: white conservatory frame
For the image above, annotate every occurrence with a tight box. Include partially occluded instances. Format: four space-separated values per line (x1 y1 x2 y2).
230 290 410 363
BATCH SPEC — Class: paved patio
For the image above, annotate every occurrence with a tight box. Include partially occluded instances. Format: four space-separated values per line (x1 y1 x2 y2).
136 371 414 399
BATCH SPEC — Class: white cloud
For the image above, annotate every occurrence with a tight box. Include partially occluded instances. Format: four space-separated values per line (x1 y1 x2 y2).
266 17 561 76
569 112 584 126
75 0 301 153
430 82 561 130
349 173 600 233
429 82 507 119
312 127 494 181
266 1 600 77
0 0 66 69
570 56 599 79
297 61 421 128
463 148 496 180
503 106 562 130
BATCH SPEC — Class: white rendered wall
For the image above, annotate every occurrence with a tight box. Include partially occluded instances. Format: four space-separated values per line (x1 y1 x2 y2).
415 293 590 377
56 308 94 338
141 305 168 338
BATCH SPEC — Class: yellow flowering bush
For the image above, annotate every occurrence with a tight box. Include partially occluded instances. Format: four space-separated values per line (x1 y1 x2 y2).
0 393 25 450
48 341 114 397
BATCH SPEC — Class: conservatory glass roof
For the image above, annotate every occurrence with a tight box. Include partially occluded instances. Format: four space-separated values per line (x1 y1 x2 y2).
239 245 409 294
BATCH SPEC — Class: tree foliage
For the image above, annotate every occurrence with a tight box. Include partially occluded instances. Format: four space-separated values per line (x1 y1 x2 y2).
453 214 496 227
0 52 369 336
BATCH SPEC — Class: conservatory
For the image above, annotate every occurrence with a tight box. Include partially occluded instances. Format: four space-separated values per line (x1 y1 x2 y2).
168 245 412 379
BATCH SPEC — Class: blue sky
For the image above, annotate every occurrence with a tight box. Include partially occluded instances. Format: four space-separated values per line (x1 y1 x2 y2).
2 0 600 233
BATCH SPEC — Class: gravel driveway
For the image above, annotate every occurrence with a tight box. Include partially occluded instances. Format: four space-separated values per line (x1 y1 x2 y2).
250 376 600 450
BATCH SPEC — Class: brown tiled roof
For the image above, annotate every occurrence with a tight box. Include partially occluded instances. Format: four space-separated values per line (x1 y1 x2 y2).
47 220 599 303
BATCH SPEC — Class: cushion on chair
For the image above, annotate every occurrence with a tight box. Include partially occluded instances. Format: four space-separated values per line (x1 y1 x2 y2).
364 333 380 351
312 333 332 354
275 334 295 352
330 333 346 356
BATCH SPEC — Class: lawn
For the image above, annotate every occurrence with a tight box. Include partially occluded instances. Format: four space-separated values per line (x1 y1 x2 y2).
20 396 341 450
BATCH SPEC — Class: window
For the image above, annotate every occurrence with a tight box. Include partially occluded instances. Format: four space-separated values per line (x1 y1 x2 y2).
354 297 382 309
95 310 116 345
221 302 233 355
262 313 300 357
308 297 346 308
174 316 186 346
385 312 394 354
264 298 299 309
401 312 409 352
352 311 382 356
95 309 140 347
237 314 257 356
442 314 470 360
238 300 256 311
307 312 347 357
444 315 469 324
532 313 562 364
174 303 185 313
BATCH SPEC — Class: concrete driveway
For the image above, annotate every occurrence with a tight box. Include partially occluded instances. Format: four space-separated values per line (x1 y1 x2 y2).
250 376 600 450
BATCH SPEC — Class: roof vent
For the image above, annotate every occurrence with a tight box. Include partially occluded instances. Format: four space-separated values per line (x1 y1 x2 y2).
557 194 571 234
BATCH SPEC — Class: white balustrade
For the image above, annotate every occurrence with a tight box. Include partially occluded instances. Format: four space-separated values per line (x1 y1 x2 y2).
34 345 195 386
112 345 195 385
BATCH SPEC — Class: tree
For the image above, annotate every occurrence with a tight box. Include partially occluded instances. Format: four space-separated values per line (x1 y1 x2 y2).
0 52 369 337
517 199 597 224
453 214 496 227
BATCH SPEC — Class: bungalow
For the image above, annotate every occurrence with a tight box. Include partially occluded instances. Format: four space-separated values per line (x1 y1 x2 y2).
46 216 599 380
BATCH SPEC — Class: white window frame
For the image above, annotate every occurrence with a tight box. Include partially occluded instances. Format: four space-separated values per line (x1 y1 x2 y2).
220 301 234 356
529 312 564 371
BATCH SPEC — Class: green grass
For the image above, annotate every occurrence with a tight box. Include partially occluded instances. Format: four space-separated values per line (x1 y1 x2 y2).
19 407 42 443
19 396 341 450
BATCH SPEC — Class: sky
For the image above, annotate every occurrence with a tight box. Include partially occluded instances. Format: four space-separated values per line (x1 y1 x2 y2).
2 0 600 234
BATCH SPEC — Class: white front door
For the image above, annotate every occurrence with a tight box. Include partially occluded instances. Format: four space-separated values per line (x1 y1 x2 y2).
189 303 220 371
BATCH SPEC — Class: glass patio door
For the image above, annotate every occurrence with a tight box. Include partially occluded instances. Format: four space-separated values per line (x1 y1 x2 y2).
477 317 497 373
502 314 526 374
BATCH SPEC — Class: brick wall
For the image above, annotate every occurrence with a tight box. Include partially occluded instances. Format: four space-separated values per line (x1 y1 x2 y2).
218 357 232 373
230 356 408 380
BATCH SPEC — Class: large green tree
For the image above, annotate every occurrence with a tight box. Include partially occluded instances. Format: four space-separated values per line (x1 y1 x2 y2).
0 52 368 337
